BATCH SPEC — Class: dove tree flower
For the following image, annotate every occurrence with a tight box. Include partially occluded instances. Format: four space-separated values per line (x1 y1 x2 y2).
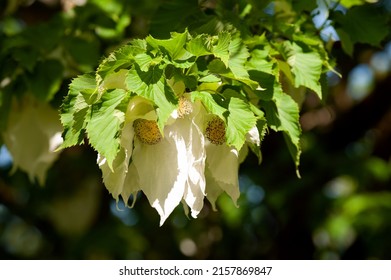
204 116 261 210
97 91 260 225
123 96 207 225
3 97 63 185
97 93 206 225
60 30 315 225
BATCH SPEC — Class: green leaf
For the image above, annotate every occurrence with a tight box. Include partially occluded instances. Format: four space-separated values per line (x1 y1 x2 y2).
166 65 198 90
208 57 259 89
21 17 64 52
248 70 277 101
340 0 375 8
186 35 212 57
84 0 131 40
292 0 317 12
192 91 257 150
97 42 146 83
126 65 177 131
149 0 203 38
134 53 158 72
0 88 12 145
248 119 267 164
86 89 127 168
222 87 246 100
247 49 275 75
335 28 354 56
191 16 225 35
60 73 96 148
228 36 250 81
101 69 128 91
190 91 226 118
212 32 231 67
146 31 189 60
334 6 389 54
208 59 229 74
226 97 257 150
260 85 301 174
283 131 301 177
164 56 196 69
250 103 266 119
280 41 322 99
64 35 101 72
199 74 221 83
11 48 40 72
26 59 64 102
208 34 260 89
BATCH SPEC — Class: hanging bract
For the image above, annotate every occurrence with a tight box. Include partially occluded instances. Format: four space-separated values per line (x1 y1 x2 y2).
3 97 63 185
60 30 329 224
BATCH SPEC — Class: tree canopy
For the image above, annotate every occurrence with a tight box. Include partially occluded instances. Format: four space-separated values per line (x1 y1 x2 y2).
1 0 391 259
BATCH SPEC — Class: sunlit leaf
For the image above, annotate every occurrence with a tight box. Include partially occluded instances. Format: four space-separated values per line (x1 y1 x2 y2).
212 31 231 66
126 66 177 131
186 34 212 57
97 42 146 83
60 73 96 148
279 41 322 99
247 49 275 75
190 90 226 118
228 36 251 81
226 97 257 150
340 0 378 8
146 31 189 60
86 89 127 168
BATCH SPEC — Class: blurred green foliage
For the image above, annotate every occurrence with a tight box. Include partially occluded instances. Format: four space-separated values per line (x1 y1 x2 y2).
1 0 391 260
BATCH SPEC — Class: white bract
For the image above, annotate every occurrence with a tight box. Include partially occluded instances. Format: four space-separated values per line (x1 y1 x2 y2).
3 98 63 185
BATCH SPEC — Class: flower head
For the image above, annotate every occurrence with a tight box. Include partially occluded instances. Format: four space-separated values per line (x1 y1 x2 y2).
205 116 226 145
133 119 162 145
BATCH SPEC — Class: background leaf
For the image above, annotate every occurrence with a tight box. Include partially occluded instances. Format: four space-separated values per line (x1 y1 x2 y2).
26 60 64 102
260 86 301 172
334 6 389 55
279 41 323 99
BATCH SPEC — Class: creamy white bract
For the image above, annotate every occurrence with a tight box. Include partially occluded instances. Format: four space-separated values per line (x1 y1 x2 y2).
3 98 63 185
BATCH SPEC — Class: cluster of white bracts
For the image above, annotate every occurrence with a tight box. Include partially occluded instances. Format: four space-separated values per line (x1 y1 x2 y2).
98 95 260 225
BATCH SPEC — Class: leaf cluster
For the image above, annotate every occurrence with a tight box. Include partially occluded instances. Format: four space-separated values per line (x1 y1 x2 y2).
2 0 391 175
61 25 335 172
0 0 133 146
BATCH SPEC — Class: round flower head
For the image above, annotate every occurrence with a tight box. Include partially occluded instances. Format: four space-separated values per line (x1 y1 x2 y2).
205 116 226 145
133 119 162 145
177 96 193 118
